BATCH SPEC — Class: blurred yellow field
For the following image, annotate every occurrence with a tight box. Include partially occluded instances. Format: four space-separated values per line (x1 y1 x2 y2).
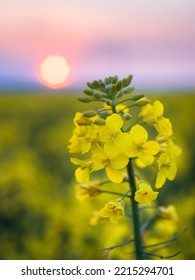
0 93 195 259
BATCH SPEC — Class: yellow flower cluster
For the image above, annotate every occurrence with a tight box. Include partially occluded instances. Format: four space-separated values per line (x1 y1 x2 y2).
70 113 132 184
139 100 181 188
68 76 181 225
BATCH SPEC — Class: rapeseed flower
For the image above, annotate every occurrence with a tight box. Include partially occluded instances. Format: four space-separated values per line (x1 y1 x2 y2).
98 114 130 155
139 100 173 137
158 137 182 159
90 211 107 226
68 112 99 154
99 199 125 224
158 205 178 221
70 157 94 184
139 100 164 124
155 153 177 188
126 124 160 166
135 182 159 205
76 181 101 201
92 144 129 183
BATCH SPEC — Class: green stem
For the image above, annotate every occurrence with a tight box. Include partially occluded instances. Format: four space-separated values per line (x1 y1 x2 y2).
98 238 135 251
117 103 135 113
143 228 187 249
111 104 117 113
127 159 143 260
100 189 130 198
143 250 181 259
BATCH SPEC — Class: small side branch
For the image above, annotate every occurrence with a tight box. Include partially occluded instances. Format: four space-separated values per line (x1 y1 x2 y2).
98 238 135 251
143 250 181 259
143 228 187 249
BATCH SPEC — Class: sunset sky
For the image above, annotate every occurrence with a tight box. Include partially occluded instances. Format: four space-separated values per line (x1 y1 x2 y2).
0 0 195 91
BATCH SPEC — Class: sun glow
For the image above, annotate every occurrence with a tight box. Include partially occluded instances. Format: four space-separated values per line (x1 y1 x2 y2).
40 55 70 88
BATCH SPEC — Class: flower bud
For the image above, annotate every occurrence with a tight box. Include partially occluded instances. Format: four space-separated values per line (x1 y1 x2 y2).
92 80 100 89
76 119 93 126
110 84 117 95
130 94 145 101
116 81 122 91
94 92 102 99
105 77 112 85
83 89 94 96
147 118 156 125
103 99 112 106
83 110 97 118
78 96 92 103
94 118 106 126
112 76 118 84
124 87 134 94
98 111 111 118
97 109 111 117
87 82 95 89
135 99 151 107
98 80 105 89
122 75 133 87
123 113 132 120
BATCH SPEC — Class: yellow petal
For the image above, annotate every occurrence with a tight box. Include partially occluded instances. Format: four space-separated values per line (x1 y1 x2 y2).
98 126 109 142
106 114 123 133
135 158 148 168
153 100 164 117
106 167 124 183
137 155 154 166
167 162 177 180
91 143 106 157
135 182 159 205
81 141 91 154
143 141 160 155
116 104 129 113
126 143 138 158
129 124 148 144
155 171 166 188
103 103 112 110
110 215 120 224
73 112 83 125
114 131 131 147
75 167 89 184
158 152 169 166
99 206 109 218
91 144 108 170
154 118 173 137
139 103 153 121
70 158 83 166
110 153 129 169
104 141 120 156
173 145 182 157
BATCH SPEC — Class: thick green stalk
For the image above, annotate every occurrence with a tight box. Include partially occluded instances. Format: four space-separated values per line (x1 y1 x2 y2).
127 159 143 260
111 100 143 259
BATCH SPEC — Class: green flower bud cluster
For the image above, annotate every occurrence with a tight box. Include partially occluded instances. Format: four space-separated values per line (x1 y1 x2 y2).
78 75 150 124
80 75 134 101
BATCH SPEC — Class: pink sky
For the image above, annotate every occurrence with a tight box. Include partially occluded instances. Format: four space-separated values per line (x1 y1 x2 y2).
0 0 195 90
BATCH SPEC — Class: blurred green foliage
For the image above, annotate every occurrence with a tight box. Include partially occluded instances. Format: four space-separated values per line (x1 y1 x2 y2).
0 93 194 260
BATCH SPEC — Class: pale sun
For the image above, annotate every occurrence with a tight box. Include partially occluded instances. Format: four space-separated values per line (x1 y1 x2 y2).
40 55 70 88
